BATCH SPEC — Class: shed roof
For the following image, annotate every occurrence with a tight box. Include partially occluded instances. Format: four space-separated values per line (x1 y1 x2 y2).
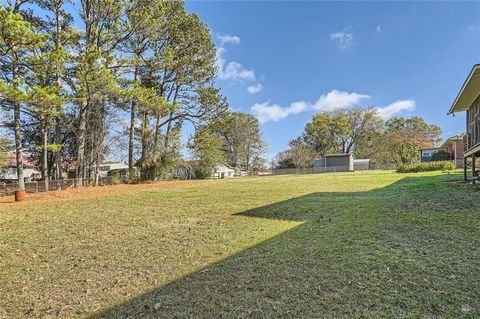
324 153 352 157
353 159 370 163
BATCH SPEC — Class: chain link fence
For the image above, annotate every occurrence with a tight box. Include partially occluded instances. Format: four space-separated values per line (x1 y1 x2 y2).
0 176 127 197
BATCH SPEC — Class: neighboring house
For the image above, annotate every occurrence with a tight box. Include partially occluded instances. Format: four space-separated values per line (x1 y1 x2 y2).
174 160 237 179
97 163 129 178
235 169 249 177
0 152 41 183
448 64 480 182
419 136 465 168
440 135 465 168
212 164 235 179
419 148 442 162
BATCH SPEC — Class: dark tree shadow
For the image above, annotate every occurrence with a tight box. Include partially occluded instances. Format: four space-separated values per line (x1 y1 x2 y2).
91 173 480 318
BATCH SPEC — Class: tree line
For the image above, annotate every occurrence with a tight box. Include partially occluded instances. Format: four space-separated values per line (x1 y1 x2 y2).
274 107 442 170
0 0 266 190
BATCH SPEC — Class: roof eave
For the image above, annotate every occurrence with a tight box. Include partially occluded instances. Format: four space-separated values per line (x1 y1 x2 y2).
448 64 480 115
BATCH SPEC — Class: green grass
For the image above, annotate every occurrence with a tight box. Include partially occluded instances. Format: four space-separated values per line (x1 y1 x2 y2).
1 171 479 318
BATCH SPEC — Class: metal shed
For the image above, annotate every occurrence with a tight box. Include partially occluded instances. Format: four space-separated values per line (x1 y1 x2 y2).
314 154 354 172
353 159 371 171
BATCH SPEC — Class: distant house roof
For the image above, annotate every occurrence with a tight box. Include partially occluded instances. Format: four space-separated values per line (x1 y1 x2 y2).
99 162 129 171
214 163 235 169
448 64 480 114
440 134 465 148
420 147 443 151
4 151 36 168
185 160 235 169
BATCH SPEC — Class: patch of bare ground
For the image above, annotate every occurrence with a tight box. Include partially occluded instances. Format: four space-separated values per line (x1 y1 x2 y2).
0 179 207 205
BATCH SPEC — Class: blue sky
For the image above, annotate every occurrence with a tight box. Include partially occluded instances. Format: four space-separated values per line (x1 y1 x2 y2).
186 1 480 158
1 0 478 160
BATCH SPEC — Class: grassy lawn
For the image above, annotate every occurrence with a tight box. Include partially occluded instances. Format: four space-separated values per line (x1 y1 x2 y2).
1 171 479 318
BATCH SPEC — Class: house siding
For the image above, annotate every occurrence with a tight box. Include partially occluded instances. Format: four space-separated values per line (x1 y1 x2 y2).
420 149 440 162
466 95 480 151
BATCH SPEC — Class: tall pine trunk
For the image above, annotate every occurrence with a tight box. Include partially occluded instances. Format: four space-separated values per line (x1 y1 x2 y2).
54 8 63 181
128 64 138 178
75 98 88 187
54 116 62 180
12 60 25 191
140 111 149 181
14 100 25 191
42 122 49 191
152 113 161 155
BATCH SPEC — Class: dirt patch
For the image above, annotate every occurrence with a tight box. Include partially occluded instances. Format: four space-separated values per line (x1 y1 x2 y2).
0 179 207 205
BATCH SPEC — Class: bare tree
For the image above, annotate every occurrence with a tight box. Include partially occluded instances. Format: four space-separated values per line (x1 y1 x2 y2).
289 139 316 173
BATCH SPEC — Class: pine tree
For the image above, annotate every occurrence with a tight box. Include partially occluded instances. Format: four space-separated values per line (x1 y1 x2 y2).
0 6 48 191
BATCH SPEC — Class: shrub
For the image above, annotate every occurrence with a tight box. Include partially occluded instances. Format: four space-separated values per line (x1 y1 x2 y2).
397 161 456 173
110 176 121 185
194 165 213 179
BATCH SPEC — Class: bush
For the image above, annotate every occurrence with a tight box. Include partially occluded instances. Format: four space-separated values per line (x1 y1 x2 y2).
194 165 213 179
110 176 121 185
397 161 456 173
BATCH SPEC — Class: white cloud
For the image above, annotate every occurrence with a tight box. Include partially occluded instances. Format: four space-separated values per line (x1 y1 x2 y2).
251 101 309 123
375 99 416 119
251 90 415 124
216 47 256 81
330 30 354 50
376 25 383 34
251 90 369 123
247 83 263 94
313 90 370 111
215 33 263 90
217 34 241 45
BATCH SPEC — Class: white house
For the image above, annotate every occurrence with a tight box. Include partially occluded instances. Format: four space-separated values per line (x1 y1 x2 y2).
97 163 129 177
0 152 41 183
174 160 237 179
212 164 235 179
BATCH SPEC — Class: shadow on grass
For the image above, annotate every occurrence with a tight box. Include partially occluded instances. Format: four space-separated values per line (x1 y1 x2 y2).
92 173 479 318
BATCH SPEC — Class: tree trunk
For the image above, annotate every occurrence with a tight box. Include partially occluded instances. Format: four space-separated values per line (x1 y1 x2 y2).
14 100 25 191
163 111 174 149
128 101 136 176
75 98 88 187
152 113 161 156
94 152 100 187
54 116 62 180
12 58 25 191
53 4 63 181
93 101 106 187
128 64 138 177
140 111 147 180
42 123 49 191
